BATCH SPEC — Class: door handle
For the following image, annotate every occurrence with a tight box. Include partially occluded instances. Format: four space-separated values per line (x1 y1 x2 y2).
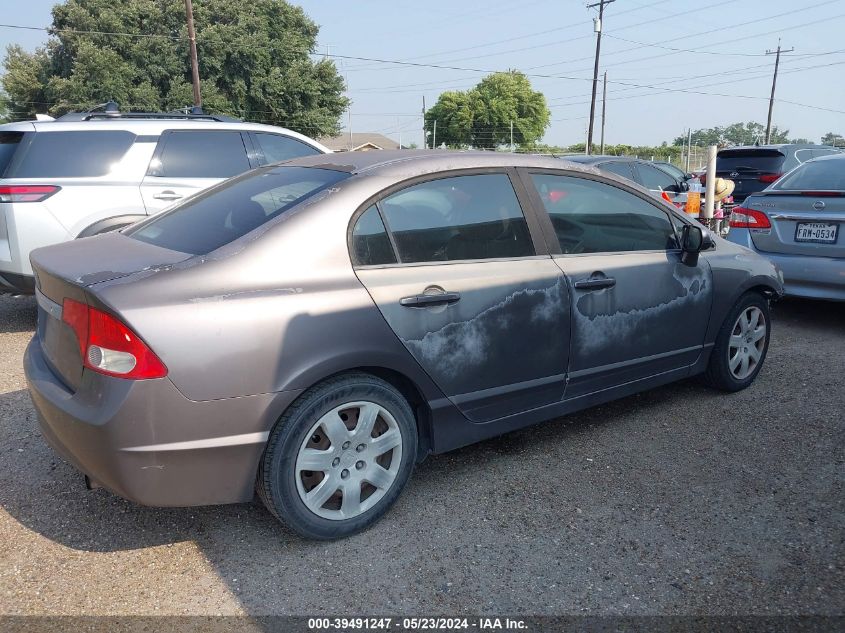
399 292 461 307
152 190 183 201
574 277 616 290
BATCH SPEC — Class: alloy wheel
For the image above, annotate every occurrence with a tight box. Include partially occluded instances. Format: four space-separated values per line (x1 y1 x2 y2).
727 306 767 380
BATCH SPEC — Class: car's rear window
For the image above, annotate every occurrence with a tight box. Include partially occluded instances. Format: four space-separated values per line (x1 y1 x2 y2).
772 159 845 191
0 132 24 176
717 149 785 173
128 166 348 255
7 130 136 178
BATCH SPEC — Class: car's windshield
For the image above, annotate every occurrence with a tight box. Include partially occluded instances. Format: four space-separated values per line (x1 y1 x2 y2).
128 166 348 255
772 159 845 191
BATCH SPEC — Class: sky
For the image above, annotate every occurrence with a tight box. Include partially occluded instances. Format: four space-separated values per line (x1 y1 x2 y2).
2 0 844 147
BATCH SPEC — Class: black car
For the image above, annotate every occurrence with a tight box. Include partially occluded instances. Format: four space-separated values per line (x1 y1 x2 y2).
564 155 688 204
713 144 842 203
654 161 692 183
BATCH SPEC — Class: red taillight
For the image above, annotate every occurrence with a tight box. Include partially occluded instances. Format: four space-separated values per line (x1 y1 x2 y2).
61 298 167 379
758 173 782 183
729 206 772 229
0 185 60 202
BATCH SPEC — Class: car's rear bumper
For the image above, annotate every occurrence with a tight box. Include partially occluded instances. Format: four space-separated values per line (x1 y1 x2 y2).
24 337 301 506
727 229 845 301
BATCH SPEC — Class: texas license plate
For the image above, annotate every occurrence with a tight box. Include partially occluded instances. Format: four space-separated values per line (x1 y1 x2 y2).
795 222 838 244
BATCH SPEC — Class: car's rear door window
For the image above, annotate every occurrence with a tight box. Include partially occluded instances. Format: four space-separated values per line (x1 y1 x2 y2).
253 133 321 164
128 166 348 254
530 173 679 253
7 131 135 178
148 130 250 178
378 173 535 263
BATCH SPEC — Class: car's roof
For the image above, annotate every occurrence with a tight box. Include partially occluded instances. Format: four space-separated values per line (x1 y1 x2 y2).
719 143 837 152
279 149 604 177
810 152 845 162
0 118 329 151
564 154 652 166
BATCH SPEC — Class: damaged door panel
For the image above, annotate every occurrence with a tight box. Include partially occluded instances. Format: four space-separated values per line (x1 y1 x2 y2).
357 260 570 422
522 171 713 398
555 252 712 398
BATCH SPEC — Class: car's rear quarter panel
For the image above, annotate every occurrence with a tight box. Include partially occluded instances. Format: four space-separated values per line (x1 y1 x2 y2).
93 176 448 405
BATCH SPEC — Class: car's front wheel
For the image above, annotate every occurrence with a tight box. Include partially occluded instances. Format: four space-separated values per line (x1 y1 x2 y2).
705 292 771 391
257 373 417 540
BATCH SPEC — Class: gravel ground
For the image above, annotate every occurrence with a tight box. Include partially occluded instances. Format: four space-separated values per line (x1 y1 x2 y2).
0 293 842 616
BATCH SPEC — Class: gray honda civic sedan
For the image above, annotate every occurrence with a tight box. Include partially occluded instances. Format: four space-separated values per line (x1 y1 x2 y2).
25 150 783 539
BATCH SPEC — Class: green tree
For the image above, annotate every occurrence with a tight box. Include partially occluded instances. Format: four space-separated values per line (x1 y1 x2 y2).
425 71 550 150
672 121 789 146
821 132 844 147
1 0 349 137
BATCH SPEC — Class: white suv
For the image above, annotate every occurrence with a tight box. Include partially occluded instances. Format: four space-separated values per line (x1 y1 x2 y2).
0 107 329 294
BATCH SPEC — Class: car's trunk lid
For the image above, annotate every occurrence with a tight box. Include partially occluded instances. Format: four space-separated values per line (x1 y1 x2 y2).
746 191 845 257
31 232 190 391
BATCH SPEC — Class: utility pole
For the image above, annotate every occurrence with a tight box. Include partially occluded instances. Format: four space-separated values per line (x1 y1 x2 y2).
422 96 427 149
510 121 514 152
432 120 437 149
599 71 607 154
765 39 793 144
586 0 614 155
184 0 202 109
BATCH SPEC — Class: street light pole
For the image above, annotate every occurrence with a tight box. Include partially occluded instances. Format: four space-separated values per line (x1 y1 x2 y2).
586 0 614 155
184 0 202 109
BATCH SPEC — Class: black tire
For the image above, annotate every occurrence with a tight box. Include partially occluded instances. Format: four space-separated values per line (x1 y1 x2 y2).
257 372 417 540
704 291 771 392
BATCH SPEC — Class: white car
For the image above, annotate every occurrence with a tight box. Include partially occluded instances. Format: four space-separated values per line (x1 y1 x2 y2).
0 103 329 294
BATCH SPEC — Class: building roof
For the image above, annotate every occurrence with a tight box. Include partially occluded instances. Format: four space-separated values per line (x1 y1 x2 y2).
317 132 401 152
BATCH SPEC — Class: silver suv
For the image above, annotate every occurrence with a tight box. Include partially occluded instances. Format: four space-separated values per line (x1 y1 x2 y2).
0 107 329 294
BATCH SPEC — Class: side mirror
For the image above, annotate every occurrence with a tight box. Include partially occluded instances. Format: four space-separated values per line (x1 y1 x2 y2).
680 180 690 192
681 224 703 266
701 227 716 249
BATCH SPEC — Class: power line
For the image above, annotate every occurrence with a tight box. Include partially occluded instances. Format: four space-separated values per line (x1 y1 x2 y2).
554 7 845 75
341 0 674 72
522 0 840 72
0 22 182 39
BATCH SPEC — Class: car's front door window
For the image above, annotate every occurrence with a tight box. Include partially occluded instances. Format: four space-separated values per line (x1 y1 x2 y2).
530 173 679 253
636 163 679 192
527 171 710 398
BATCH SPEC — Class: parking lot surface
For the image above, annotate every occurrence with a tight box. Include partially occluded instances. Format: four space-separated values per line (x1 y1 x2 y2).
0 293 842 615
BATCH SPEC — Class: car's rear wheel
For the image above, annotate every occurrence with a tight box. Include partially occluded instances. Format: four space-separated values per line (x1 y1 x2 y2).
704 292 771 391
257 373 417 540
